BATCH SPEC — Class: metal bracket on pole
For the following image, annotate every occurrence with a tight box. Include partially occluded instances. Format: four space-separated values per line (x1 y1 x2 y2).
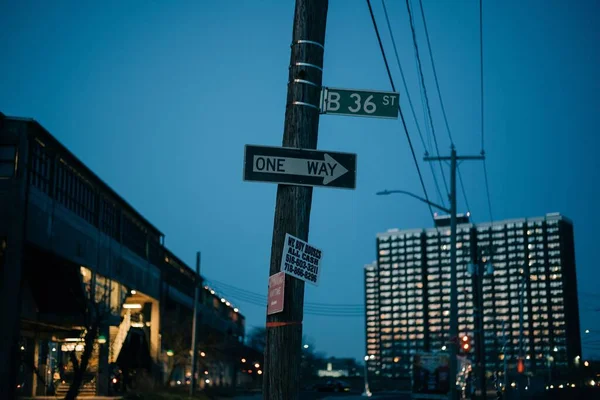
290 80 322 111
293 62 323 71
291 39 325 50
292 101 320 110
291 78 320 88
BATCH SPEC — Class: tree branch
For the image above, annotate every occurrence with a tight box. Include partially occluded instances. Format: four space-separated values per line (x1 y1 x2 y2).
69 351 80 374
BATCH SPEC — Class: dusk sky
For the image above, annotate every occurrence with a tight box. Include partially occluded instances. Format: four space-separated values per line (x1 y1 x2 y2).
1 0 599 361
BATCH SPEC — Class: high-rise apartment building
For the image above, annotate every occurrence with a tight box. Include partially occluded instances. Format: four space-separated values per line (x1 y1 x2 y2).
364 262 380 374
365 213 581 381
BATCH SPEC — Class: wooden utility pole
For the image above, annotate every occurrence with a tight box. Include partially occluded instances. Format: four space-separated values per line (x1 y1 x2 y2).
263 1 328 399
425 148 484 400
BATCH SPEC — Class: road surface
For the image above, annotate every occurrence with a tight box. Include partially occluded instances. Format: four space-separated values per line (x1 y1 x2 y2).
227 391 411 400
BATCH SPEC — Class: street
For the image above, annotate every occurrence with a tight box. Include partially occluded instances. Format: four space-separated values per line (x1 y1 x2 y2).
226 391 412 400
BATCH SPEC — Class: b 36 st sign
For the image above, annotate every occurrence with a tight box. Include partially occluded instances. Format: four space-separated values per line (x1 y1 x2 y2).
321 87 399 119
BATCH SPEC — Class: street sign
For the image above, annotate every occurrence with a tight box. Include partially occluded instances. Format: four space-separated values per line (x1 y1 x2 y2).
243 144 357 189
321 87 399 119
280 233 323 286
267 272 285 315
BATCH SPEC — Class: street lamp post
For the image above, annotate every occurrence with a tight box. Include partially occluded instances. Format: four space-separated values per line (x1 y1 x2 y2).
362 356 372 397
378 147 484 400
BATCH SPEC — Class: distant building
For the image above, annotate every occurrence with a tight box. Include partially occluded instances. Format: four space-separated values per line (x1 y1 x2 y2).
365 213 581 381
316 357 360 378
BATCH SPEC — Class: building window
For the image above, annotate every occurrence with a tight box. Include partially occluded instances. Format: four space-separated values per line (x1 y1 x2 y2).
0 145 17 178
29 140 52 192
122 213 148 259
55 159 97 225
100 197 121 241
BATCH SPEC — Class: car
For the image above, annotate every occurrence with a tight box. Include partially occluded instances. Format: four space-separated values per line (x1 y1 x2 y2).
314 379 351 392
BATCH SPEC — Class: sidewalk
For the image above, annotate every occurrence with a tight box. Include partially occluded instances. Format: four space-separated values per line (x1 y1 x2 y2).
20 398 123 400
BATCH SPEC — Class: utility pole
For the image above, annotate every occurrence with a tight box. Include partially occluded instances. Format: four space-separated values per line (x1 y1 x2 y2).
263 2 328 400
190 251 201 396
502 321 508 392
470 248 489 400
518 269 525 371
470 244 494 399
425 147 484 400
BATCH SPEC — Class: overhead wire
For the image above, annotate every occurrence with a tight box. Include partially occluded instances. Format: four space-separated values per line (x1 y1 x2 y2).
209 291 364 317
205 279 365 316
479 0 494 224
366 1 450 342
365 0 439 224
404 0 450 202
416 0 454 146
457 166 472 214
380 0 446 209
413 0 475 216
207 279 364 308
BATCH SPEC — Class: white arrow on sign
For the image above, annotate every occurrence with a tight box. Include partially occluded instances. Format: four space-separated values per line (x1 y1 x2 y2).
253 154 349 185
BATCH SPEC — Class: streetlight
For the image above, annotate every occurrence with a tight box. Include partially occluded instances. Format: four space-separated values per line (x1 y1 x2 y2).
585 329 590 334
303 344 309 349
362 356 372 397
377 188 459 400
376 190 451 214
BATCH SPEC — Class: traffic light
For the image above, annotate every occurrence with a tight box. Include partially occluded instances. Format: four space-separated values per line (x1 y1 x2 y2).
460 335 472 353
517 358 525 373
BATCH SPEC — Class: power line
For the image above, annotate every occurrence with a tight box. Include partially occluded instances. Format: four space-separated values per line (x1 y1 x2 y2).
205 283 365 317
417 0 454 146
479 0 494 225
205 279 365 313
457 166 472 214
207 279 364 308
404 0 450 201
415 0 476 217
380 0 446 209
380 0 426 150
365 0 439 223
211 289 364 317
479 0 485 152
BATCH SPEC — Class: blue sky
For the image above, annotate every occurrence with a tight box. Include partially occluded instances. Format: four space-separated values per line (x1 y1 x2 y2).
1 0 599 361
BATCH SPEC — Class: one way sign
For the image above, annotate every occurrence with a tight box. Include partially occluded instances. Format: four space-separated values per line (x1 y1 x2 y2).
243 145 357 189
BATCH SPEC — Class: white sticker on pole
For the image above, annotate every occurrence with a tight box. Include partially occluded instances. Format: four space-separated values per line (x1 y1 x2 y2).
280 233 323 286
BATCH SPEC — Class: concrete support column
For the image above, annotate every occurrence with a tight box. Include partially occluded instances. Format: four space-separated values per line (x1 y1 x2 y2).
19 336 36 397
96 323 110 396
31 337 40 396
150 299 161 366
36 339 49 396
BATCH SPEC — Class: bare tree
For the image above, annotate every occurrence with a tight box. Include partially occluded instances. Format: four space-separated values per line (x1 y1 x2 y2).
64 287 112 400
246 327 266 353
161 315 192 386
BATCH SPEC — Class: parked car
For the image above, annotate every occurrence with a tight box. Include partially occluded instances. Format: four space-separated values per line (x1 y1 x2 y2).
314 379 351 392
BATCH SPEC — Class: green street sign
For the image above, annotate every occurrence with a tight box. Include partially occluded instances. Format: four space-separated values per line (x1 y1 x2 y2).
320 87 399 119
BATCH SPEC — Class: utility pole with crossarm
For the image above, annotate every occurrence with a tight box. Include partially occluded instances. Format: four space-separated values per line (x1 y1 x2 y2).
424 147 484 400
